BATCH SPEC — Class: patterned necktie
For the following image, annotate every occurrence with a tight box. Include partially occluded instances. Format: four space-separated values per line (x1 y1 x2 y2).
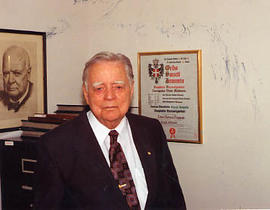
109 130 140 210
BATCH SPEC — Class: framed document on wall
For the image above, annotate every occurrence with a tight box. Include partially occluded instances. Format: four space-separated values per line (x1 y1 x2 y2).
0 29 47 130
138 50 202 144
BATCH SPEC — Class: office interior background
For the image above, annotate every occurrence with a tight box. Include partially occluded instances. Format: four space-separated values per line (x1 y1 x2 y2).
1 0 270 209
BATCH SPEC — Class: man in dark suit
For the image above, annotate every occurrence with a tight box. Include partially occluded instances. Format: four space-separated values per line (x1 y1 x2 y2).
34 51 186 210
0 45 33 112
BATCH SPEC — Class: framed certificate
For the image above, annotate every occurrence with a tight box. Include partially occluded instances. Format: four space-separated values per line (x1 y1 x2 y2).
138 50 202 143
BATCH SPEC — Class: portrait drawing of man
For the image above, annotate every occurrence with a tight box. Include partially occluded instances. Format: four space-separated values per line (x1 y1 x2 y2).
0 45 34 113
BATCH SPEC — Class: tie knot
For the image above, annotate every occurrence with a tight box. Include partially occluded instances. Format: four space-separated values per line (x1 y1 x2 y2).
109 130 118 144
109 130 118 137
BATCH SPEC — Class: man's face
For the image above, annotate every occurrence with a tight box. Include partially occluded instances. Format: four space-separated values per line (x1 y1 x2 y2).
83 61 134 129
2 53 30 100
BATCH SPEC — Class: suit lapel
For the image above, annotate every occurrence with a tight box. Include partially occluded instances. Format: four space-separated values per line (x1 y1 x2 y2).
127 113 158 205
72 112 114 181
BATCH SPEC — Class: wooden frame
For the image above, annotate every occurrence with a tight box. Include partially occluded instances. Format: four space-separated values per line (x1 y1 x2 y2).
138 50 202 143
0 29 47 131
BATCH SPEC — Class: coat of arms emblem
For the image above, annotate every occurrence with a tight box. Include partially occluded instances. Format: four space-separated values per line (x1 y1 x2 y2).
148 59 164 84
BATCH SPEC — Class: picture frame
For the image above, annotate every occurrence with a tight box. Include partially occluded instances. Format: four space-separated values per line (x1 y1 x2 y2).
0 29 47 131
138 50 202 143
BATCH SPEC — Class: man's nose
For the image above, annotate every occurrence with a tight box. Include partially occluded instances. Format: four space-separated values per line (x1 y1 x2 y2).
104 87 116 99
8 72 15 83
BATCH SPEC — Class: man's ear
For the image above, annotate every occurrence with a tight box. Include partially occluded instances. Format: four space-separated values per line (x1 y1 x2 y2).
82 84 89 105
27 67 31 81
130 81 135 97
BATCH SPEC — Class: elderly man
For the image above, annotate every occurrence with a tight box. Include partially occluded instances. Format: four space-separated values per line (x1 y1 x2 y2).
35 51 186 210
0 45 33 112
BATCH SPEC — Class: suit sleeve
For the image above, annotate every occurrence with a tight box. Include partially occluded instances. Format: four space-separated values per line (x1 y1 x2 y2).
156 120 186 210
34 135 65 210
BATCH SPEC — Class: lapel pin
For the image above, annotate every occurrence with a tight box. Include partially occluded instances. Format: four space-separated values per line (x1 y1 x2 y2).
147 152 151 155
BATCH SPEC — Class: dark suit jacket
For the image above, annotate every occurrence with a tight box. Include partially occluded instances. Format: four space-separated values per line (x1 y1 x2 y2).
34 112 186 210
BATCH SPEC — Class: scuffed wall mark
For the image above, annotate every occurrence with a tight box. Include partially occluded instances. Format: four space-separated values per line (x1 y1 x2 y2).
221 52 249 96
241 62 247 73
73 0 89 5
181 24 191 36
46 27 57 39
179 23 195 37
205 24 260 117
135 24 145 33
206 25 243 88
251 88 258 119
103 0 124 17
223 55 231 83
159 25 171 38
113 22 194 39
206 24 223 43
240 62 247 85
46 19 70 39
113 23 146 36
73 0 123 18
157 23 194 39
212 64 217 80
239 63 248 84
233 55 240 83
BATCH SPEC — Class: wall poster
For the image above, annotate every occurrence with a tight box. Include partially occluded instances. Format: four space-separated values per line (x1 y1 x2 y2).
138 50 202 143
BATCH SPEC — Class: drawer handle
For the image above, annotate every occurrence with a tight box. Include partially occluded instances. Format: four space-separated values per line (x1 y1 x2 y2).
21 185 33 191
21 158 37 174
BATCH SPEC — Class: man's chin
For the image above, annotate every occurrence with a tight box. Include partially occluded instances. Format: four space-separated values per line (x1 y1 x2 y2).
103 114 122 122
100 113 124 128
7 92 21 101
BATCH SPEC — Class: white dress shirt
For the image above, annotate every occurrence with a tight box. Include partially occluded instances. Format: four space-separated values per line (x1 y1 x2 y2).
86 111 148 209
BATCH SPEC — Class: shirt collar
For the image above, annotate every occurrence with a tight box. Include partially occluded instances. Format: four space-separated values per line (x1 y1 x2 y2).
86 111 127 145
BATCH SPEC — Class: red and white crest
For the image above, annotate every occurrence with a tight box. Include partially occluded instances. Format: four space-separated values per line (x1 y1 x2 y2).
148 59 164 84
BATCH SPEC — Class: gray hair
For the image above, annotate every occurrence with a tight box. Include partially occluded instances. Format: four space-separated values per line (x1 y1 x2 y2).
82 51 134 88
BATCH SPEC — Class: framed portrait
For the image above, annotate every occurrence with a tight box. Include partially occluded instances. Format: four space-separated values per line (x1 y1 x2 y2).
138 50 202 143
0 29 47 131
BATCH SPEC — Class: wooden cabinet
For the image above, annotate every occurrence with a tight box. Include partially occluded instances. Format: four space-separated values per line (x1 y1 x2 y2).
0 138 38 210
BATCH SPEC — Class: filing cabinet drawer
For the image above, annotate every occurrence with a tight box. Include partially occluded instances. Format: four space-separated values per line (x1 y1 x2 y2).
0 138 38 210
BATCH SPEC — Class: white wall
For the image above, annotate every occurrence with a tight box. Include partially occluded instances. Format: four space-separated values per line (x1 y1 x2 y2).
1 0 270 209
